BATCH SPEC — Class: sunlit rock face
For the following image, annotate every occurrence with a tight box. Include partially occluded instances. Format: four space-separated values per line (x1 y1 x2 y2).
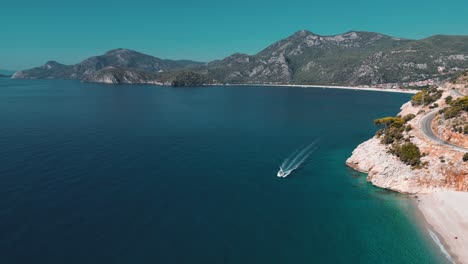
347 76 468 194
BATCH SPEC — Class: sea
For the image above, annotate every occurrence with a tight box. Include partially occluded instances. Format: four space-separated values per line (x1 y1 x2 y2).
0 79 449 263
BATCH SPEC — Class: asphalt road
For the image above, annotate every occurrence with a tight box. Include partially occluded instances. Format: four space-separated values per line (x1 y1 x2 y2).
418 90 468 152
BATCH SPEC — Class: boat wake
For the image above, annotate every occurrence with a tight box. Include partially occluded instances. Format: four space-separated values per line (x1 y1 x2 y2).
277 141 318 178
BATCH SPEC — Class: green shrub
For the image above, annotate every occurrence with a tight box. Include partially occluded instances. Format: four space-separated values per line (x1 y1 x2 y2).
443 96 468 119
403 114 416 122
445 96 453 104
392 143 422 166
411 88 443 106
374 115 423 166
450 96 468 109
463 153 468 162
380 126 406 145
374 116 413 145
374 117 405 128
411 91 425 106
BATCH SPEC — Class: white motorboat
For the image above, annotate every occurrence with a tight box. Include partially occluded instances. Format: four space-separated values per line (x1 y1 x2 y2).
277 167 291 178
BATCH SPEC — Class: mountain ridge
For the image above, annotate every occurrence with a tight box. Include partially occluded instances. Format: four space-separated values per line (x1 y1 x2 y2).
12 49 204 80
12 30 468 86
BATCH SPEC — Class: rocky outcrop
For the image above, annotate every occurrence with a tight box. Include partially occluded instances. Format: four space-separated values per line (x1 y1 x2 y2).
347 79 468 194
347 135 468 194
347 138 438 193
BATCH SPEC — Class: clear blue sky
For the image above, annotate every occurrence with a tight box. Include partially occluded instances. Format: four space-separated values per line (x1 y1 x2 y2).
2 0 468 70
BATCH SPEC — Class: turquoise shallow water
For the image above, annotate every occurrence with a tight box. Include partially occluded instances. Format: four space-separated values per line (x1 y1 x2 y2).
0 79 447 263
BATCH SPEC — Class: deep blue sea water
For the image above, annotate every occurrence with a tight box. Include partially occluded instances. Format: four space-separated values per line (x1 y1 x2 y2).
0 79 447 263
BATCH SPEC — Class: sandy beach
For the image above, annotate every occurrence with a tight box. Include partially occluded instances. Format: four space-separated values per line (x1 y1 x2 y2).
418 191 468 264
223 83 419 94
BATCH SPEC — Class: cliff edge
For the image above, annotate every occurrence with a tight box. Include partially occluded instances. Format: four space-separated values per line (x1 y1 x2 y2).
347 72 468 194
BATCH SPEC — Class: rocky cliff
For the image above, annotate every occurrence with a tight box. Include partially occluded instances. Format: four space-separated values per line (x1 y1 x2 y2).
347 74 468 194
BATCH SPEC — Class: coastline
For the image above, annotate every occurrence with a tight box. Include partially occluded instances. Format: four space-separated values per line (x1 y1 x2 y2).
346 79 468 263
411 198 456 264
416 191 468 264
7 78 420 94
348 142 468 263
222 83 419 94
347 139 468 263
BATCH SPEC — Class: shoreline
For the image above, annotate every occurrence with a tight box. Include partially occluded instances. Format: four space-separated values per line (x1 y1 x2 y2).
345 77 468 262
416 191 468 264
348 141 468 263
411 197 458 264
6 78 420 94
221 83 419 94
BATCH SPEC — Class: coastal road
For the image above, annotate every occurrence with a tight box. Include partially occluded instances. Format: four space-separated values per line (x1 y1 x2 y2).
419 110 468 152
419 90 468 152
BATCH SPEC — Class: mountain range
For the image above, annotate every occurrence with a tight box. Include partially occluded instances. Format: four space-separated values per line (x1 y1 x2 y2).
12 30 468 86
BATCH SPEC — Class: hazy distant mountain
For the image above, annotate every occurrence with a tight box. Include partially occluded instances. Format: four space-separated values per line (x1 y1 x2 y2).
78 65 213 87
13 31 468 86
13 49 204 80
81 66 161 84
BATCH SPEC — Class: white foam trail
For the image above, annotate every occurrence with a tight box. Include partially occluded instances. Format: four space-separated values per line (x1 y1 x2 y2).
289 146 317 171
285 144 313 169
281 148 301 169
279 141 318 175
428 229 454 263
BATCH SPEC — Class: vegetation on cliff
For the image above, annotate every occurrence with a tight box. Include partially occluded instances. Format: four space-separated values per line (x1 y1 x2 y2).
374 116 412 145
441 96 468 119
390 143 422 166
374 115 421 166
411 88 443 106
